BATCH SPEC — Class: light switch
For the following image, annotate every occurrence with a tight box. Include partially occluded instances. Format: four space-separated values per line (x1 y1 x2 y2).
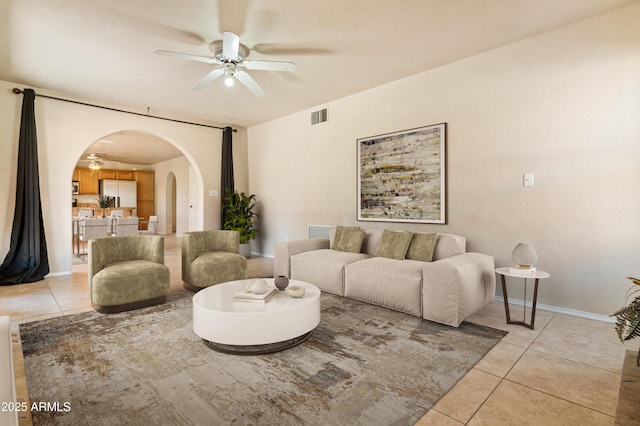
523 173 534 187
209 189 219 197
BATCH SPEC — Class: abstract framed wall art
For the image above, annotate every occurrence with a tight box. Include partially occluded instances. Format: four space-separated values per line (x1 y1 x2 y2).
357 123 446 224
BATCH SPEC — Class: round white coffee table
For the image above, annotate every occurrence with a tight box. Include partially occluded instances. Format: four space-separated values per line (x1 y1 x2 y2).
192 278 321 354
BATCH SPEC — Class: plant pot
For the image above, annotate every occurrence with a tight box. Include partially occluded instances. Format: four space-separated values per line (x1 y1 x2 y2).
239 243 251 258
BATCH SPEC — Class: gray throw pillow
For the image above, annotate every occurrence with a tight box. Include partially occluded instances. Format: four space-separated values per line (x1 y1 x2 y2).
406 232 438 262
333 227 365 253
375 230 414 260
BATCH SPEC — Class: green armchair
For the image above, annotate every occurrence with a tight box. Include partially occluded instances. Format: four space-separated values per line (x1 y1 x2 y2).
182 230 247 291
88 235 170 313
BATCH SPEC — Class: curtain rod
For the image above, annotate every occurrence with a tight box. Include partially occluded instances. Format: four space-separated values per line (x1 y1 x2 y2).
12 88 236 132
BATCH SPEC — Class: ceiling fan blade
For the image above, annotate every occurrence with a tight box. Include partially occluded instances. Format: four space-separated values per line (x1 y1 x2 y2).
155 50 220 64
222 32 240 59
235 70 266 97
242 60 297 72
191 68 225 91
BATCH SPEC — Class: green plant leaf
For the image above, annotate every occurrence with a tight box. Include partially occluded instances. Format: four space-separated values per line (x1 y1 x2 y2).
222 189 259 243
612 296 640 342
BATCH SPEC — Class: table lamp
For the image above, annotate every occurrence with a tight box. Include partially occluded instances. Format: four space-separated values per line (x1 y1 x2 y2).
512 243 537 272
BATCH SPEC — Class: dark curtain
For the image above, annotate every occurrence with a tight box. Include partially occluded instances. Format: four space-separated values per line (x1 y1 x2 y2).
220 126 235 229
0 89 49 285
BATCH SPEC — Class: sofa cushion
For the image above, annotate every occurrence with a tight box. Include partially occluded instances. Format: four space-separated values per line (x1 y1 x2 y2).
92 260 169 306
375 230 414 260
291 249 370 296
433 233 466 260
344 257 424 316
332 227 365 253
406 232 438 262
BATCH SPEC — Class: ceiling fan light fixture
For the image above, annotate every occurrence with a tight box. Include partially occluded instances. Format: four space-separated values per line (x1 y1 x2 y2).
88 160 100 171
156 31 296 97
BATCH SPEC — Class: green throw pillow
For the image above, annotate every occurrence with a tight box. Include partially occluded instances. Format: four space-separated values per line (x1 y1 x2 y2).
332 227 365 253
331 226 361 250
375 230 414 260
406 232 438 262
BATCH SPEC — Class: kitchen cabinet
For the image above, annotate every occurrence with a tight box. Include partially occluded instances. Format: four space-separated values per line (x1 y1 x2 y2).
134 171 155 227
75 167 99 194
117 170 134 180
98 169 116 180
135 171 154 201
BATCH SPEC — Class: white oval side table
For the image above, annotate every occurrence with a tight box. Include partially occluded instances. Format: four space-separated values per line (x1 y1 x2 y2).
495 267 550 330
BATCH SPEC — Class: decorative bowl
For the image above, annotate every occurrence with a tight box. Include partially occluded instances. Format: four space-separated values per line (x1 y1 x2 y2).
285 285 306 298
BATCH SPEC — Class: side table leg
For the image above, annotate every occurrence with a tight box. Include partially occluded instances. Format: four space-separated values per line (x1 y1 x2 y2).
500 274 512 323
530 278 540 330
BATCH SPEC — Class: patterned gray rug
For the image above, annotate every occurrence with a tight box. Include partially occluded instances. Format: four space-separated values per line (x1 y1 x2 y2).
21 292 506 425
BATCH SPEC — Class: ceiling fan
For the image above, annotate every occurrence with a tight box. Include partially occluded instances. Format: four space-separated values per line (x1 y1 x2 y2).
155 32 296 97
86 153 105 171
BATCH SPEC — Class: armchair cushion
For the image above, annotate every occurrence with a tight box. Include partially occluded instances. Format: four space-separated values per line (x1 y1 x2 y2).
182 230 247 290
188 252 247 288
88 235 169 313
92 260 169 307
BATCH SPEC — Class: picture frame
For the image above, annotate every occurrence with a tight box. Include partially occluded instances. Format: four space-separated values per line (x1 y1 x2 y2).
357 123 446 224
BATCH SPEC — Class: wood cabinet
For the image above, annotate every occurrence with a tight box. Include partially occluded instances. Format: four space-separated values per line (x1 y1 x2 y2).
134 171 155 225
135 171 154 201
97 169 116 180
116 170 134 180
76 167 99 194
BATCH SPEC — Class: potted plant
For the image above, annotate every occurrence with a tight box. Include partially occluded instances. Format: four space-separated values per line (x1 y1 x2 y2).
612 276 640 365
96 195 109 218
222 190 259 257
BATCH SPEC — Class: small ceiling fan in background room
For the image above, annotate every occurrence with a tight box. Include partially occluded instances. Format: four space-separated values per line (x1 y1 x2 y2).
155 32 297 97
86 153 105 171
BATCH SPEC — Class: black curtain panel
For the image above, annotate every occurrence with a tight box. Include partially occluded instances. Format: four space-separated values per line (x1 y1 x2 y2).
220 126 235 229
0 89 50 285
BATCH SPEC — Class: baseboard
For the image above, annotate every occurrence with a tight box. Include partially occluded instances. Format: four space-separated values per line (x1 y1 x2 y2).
46 270 72 277
494 296 614 324
250 252 273 259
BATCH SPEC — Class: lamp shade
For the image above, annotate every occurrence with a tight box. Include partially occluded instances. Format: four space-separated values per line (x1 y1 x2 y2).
512 243 537 268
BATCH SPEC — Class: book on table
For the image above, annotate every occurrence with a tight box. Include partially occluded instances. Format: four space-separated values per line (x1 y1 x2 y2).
233 287 278 303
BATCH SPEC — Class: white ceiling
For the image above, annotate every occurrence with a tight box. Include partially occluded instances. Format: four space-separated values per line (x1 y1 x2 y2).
2 0 636 164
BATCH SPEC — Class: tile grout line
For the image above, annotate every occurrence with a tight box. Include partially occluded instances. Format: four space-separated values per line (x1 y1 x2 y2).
464 312 557 424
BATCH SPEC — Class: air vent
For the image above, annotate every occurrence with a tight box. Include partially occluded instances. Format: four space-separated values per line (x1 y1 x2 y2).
310 108 328 125
307 225 335 239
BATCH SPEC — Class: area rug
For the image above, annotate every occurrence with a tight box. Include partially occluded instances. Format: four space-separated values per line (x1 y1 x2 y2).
21 293 506 426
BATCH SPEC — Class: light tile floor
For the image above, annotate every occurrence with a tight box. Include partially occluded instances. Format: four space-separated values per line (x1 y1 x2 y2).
1 235 635 425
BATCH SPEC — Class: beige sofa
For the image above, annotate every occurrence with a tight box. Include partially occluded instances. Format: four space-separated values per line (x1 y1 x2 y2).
274 228 495 327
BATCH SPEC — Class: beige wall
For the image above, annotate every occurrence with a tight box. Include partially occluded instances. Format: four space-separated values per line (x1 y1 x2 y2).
248 4 640 316
0 80 240 275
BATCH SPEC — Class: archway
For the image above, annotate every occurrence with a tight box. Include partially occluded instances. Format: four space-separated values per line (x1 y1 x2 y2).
71 131 203 262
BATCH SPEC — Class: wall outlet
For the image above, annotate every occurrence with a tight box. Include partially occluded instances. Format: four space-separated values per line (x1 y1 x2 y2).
523 173 534 187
